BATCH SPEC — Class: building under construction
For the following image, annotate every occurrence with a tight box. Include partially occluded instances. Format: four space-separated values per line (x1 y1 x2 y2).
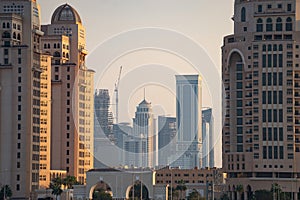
94 89 113 136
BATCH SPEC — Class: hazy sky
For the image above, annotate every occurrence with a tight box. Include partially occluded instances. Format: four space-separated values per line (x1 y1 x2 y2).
39 0 234 167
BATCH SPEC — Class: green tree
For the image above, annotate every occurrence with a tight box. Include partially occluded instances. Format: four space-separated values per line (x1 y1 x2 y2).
176 180 187 200
63 176 79 189
49 177 63 200
271 183 282 200
187 189 205 200
235 184 243 200
93 188 112 200
0 185 12 200
128 182 149 200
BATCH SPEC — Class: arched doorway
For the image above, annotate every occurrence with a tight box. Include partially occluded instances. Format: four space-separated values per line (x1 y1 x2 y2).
126 181 149 200
91 181 113 200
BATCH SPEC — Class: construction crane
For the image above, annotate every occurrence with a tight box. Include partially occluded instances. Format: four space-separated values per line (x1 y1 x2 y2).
114 66 122 124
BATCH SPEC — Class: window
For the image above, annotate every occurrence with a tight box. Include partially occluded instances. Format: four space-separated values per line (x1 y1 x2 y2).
267 4 272 9
287 4 292 12
277 4 282 9
258 5 262 13
263 128 267 140
241 7 246 22
263 146 267 159
269 146 273 159
276 18 282 31
266 18 273 32
256 18 263 32
286 17 293 31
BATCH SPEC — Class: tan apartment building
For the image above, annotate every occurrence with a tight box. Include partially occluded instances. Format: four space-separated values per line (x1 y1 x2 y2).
0 0 45 198
41 4 94 184
223 0 300 199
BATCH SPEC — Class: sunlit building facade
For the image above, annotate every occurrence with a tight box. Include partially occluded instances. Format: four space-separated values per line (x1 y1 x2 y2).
223 0 300 199
42 3 94 184
0 0 44 198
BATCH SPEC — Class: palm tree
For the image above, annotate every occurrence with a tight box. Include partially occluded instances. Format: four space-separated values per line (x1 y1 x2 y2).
236 184 244 200
176 180 187 200
49 177 63 200
0 185 12 200
63 176 79 189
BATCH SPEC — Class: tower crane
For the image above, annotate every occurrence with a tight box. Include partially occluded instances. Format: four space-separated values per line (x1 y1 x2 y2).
114 66 122 124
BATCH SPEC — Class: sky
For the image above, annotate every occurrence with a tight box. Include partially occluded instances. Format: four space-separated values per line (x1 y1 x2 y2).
39 0 234 167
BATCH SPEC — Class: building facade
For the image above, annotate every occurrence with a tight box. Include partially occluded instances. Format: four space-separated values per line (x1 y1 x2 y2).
171 75 202 169
94 89 113 137
223 0 300 199
0 0 46 198
42 4 94 184
126 99 155 168
202 108 214 168
157 116 176 167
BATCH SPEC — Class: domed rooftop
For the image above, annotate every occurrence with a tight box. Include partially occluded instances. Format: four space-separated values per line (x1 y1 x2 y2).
51 3 82 24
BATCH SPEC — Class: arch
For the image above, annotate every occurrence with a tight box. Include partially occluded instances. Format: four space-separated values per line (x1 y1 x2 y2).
266 18 273 32
263 44 266 51
44 44 47 49
227 49 245 68
256 18 263 32
279 44 283 51
286 17 293 31
241 7 246 22
268 44 272 51
273 44 277 51
2 31 10 39
13 32 16 39
90 181 113 200
6 22 10 29
57 43 61 48
47 44 50 49
276 17 282 31
17 33 21 40
66 53 69 59
62 52 66 57
54 43 57 48
2 22 5 29
126 181 150 199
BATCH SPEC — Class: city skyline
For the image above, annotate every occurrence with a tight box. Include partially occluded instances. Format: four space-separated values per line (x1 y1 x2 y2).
39 1 233 167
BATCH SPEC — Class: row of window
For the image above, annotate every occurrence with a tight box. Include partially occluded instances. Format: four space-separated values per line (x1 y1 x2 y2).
256 17 293 32
262 146 285 159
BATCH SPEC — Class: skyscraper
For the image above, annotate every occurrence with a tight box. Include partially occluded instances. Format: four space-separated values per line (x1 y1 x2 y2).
94 89 113 137
129 98 155 168
223 0 300 198
158 116 176 167
171 75 202 169
202 108 214 168
42 4 94 184
0 0 47 197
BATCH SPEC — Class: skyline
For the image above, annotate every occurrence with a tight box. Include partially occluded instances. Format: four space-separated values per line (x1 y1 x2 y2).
39 0 234 167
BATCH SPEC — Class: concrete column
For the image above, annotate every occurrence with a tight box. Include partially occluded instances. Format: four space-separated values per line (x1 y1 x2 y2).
244 191 248 200
231 191 235 200
294 192 298 200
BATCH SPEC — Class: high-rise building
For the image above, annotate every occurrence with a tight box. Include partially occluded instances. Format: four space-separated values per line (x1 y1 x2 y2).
42 3 94 184
171 75 202 169
0 0 46 197
157 116 176 167
126 98 155 168
94 89 113 137
223 0 300 198
202 108 214 168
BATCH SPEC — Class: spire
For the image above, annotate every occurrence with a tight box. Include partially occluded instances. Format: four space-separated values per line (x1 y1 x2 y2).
144 88 146 101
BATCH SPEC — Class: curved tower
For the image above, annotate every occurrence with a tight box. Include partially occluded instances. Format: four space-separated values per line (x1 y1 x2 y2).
223 0 300 199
